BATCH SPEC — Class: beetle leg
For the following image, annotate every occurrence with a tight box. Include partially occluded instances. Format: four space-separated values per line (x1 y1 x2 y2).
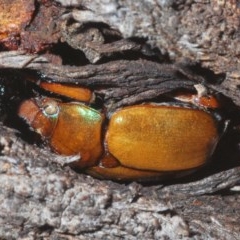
86 165 164 181
173 84 220 109
100 154 121 168
86 165 197 182
40 82 94 103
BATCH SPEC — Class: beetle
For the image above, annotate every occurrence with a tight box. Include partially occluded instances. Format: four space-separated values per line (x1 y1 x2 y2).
18 82 224 181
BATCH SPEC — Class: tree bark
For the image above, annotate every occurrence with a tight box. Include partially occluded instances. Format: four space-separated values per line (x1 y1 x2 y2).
0 1 239 239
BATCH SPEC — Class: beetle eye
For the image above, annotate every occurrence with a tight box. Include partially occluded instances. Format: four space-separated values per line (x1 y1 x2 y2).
42 100 59 117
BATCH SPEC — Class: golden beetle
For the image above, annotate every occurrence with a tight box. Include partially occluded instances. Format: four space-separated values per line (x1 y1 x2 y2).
18 82 223 181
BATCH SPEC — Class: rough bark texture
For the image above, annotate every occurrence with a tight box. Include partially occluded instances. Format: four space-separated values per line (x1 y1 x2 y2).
0 1 240 239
